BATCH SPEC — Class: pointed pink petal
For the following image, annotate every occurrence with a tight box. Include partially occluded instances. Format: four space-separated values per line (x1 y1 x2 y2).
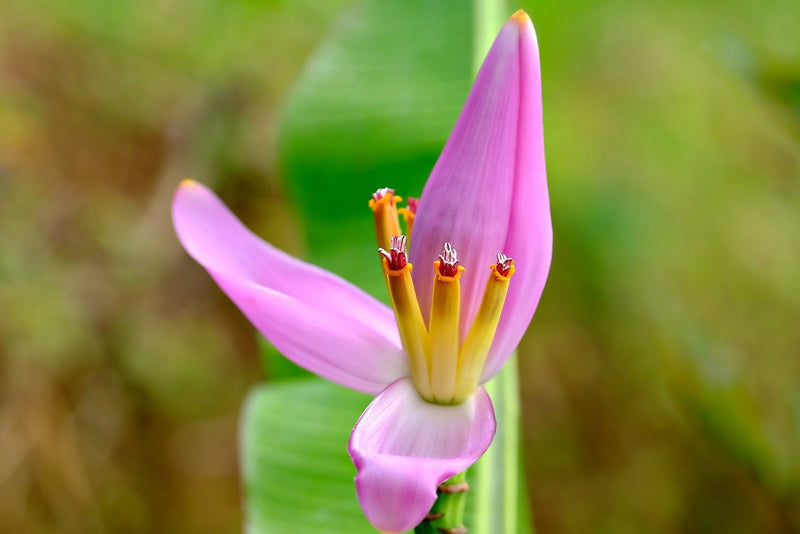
348 378 496 532
410 14 524 331
482 14 552 381
409 12 552 380
173 180 406 394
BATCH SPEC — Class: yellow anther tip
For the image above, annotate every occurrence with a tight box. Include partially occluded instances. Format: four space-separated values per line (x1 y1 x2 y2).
179 178 198 189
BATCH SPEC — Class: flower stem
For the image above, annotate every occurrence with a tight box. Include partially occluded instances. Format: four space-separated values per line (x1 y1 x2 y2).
414 472 469 534
472 358 528 534
473 0 506 75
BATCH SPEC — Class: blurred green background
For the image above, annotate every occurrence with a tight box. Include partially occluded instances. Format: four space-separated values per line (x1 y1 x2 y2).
1 0 798 533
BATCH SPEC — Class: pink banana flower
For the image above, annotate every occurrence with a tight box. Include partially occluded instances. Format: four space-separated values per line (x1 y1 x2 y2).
172 10 550 532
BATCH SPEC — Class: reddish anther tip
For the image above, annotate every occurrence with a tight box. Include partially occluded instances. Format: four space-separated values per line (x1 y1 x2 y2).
379 235 408 270
406 197 419 214
437 243 460 277
496 253 514 277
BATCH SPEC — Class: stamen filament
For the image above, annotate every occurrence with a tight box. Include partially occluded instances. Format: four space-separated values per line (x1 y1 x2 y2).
397 197 418 242
429 259 464 404
381 257 433 400
453 256 515 403
369 188 402 252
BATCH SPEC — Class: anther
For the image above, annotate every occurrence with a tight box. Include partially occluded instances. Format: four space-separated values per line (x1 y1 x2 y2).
378 235 408 271
437 242 460 278
495 252 514 277
371 187 396 203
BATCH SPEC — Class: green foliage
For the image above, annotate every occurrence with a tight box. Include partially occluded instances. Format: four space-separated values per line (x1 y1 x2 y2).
242 369 532 533
241 379 374 533
278 0 473 293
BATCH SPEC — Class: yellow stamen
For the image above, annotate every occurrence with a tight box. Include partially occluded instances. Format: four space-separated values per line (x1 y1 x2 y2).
453 262 515 403
381 258 433 400
397 207 415 241
369 191 402 252
429 261 464 404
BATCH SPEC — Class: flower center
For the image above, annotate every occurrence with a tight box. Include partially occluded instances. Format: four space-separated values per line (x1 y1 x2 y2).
369 188 515 405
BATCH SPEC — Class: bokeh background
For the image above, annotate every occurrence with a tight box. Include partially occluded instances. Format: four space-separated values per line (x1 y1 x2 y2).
1 0 798 532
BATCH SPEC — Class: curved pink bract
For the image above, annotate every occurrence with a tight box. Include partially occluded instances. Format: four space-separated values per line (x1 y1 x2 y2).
173 181 406 394
410 12 551 383
348 378 495 532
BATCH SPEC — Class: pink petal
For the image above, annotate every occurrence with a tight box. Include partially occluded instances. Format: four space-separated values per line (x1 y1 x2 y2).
483 14 552 381
409 12 551 380
348 378 496 532
173 180 407 394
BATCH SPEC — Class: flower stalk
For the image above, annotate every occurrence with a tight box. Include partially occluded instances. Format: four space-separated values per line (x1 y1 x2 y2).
414 472 469 534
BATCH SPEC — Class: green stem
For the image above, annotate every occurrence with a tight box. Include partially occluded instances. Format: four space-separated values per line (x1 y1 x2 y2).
414 472 469 533
470 359 536 534
473 0 506 75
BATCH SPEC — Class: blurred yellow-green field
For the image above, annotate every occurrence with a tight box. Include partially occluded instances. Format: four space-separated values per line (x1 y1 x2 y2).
1 0 798 532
